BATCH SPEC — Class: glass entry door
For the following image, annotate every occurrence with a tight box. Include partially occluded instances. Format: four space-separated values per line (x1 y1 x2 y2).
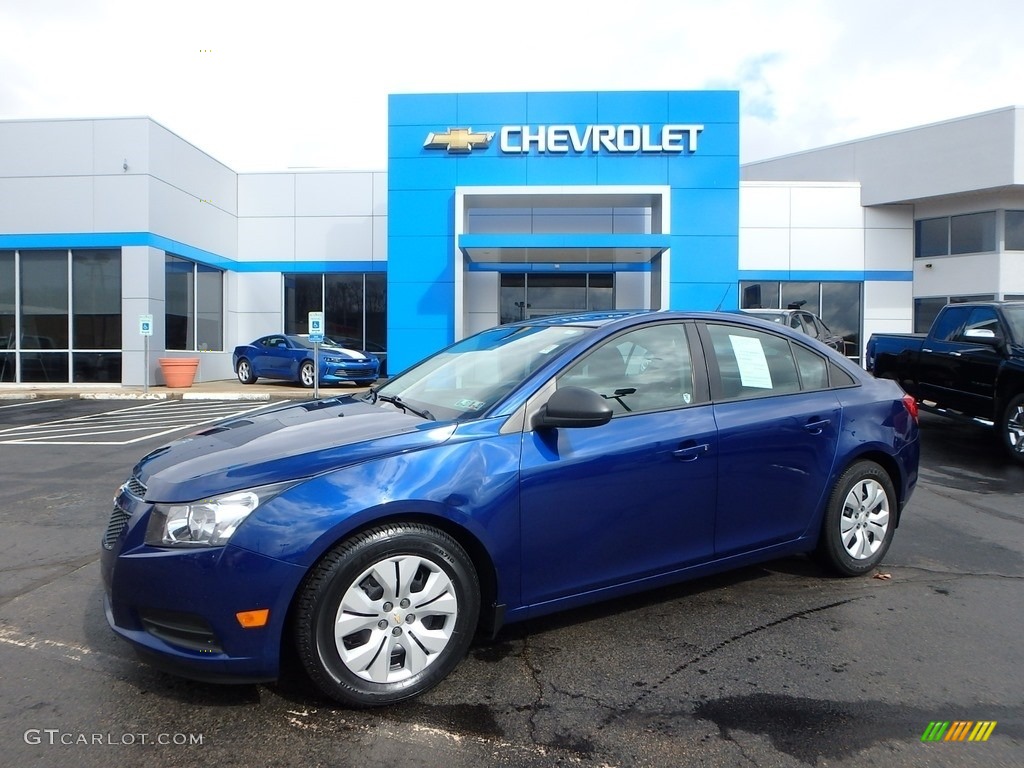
500 273 613 324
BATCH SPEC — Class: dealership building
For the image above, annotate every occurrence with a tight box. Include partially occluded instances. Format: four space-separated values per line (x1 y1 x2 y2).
1 92 1022 386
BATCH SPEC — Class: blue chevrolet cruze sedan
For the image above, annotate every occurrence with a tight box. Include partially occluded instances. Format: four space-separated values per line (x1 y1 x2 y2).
102 311 919 707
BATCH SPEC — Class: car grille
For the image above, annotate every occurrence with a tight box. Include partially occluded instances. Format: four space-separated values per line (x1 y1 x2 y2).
103 504 130 550
125 475 147 499
139 609 223 653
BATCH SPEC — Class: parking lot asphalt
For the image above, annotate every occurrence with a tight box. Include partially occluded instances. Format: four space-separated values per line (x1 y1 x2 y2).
0 377 364 402
0 398 1021 767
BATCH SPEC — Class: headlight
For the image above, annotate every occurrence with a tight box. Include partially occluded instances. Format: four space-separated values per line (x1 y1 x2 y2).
145 481 295 548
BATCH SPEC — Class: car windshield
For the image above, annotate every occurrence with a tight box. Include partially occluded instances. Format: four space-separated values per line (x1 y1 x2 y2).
369 324 593 421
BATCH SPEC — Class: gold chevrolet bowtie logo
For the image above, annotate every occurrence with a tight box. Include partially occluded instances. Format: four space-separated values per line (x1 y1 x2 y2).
423 127 494 153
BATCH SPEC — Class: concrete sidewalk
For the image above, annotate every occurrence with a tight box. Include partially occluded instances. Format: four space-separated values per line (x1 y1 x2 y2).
0 379 375 402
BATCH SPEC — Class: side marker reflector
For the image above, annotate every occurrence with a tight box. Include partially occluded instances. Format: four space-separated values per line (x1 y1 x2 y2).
236 609 270 628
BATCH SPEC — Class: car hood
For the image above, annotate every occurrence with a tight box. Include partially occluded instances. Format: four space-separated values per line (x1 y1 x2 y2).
133 397 454 502
320 345 371 360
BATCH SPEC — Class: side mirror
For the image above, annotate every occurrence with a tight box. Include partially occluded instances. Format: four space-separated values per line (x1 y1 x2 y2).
962 328 1001 346
533 386 614 430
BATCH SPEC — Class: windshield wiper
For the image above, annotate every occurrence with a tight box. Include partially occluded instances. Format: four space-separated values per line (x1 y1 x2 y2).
375 393 434 421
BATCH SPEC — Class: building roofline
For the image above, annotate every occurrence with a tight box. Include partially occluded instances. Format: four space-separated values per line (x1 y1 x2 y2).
743 105 1021 169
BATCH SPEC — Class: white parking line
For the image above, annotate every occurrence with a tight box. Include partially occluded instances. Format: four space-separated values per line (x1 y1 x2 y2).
0 400 275 445
0 398 62 410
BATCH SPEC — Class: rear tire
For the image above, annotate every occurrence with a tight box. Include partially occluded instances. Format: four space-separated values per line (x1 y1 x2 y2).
293 523 480 707
1000 394 1024 464
816 460 896 576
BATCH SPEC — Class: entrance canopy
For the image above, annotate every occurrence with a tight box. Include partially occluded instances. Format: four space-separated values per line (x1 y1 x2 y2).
457 188 671 266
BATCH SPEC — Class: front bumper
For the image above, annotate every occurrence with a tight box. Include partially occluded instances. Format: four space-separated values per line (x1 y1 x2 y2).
320 360 379 383
100 485 307 683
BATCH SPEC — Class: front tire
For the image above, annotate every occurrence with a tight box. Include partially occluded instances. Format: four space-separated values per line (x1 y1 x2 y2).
236 359 257 384
299 360 316 388
816 460 897 576
293 523 480 707
999 394 1024 464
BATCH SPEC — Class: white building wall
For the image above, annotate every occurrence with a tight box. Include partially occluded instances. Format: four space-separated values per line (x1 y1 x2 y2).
237 171 388 265
739 182 868 272
615 272 647 309
464 272 500 336
121 246 166 387
862 281 914 357
739 182 916 360
0 176 95 233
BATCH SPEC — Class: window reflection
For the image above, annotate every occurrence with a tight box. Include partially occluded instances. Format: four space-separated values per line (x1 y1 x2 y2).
740 281 863 360
165 255 223 351
21 250 69 349
284 273 388 374
500 273 615 324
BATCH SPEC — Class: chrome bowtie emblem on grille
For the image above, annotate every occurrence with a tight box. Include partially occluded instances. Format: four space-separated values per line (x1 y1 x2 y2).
423 127 494 153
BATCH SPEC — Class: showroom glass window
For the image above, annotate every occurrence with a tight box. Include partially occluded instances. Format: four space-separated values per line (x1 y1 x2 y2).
20 250 69 382
72 249 122 382
165 255 223 351
0 251 13 381
738 281 862 361
284 272 387 368
1007 211 1024 251
1 248 122 383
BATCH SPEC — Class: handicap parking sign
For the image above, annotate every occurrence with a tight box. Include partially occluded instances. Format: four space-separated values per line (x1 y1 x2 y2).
308 311 324 343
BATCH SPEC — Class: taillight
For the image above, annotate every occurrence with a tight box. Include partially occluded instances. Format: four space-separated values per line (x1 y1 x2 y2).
902 394 919 423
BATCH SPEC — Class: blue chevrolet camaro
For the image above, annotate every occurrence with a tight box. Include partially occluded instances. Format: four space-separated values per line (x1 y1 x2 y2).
233 334 380 387
102 311 919 707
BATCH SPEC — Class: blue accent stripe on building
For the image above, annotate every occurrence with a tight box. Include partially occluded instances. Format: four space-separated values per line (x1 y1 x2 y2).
234 261 386 273
738 270 914 282
459 233 672 250
0 233 384 273
466 262 650 273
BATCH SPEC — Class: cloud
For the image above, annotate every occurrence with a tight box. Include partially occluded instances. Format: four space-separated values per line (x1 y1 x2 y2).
1 0 1022 169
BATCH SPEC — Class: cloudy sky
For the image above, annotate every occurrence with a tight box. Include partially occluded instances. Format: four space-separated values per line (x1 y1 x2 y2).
2 0 1022 172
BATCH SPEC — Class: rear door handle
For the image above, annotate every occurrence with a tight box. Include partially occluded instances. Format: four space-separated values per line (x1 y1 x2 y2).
803 418 831 435
673 442 710 461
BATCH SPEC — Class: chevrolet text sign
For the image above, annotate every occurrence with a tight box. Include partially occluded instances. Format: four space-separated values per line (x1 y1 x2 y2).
499 124 703 154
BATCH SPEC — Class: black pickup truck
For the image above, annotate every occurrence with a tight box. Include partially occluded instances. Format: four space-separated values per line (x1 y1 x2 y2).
865 301 1024 463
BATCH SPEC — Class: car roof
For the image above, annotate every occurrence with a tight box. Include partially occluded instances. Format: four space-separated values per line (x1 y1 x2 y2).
501 308 814 331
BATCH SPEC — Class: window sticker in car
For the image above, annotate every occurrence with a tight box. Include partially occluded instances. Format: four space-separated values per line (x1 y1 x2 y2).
454 398 486 411
729 335 773 389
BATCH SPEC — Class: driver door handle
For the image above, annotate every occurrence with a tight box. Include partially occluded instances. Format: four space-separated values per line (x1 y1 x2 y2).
673 442 710 461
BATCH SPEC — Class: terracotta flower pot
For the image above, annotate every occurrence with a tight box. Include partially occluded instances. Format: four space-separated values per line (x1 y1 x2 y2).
158 357 200 388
